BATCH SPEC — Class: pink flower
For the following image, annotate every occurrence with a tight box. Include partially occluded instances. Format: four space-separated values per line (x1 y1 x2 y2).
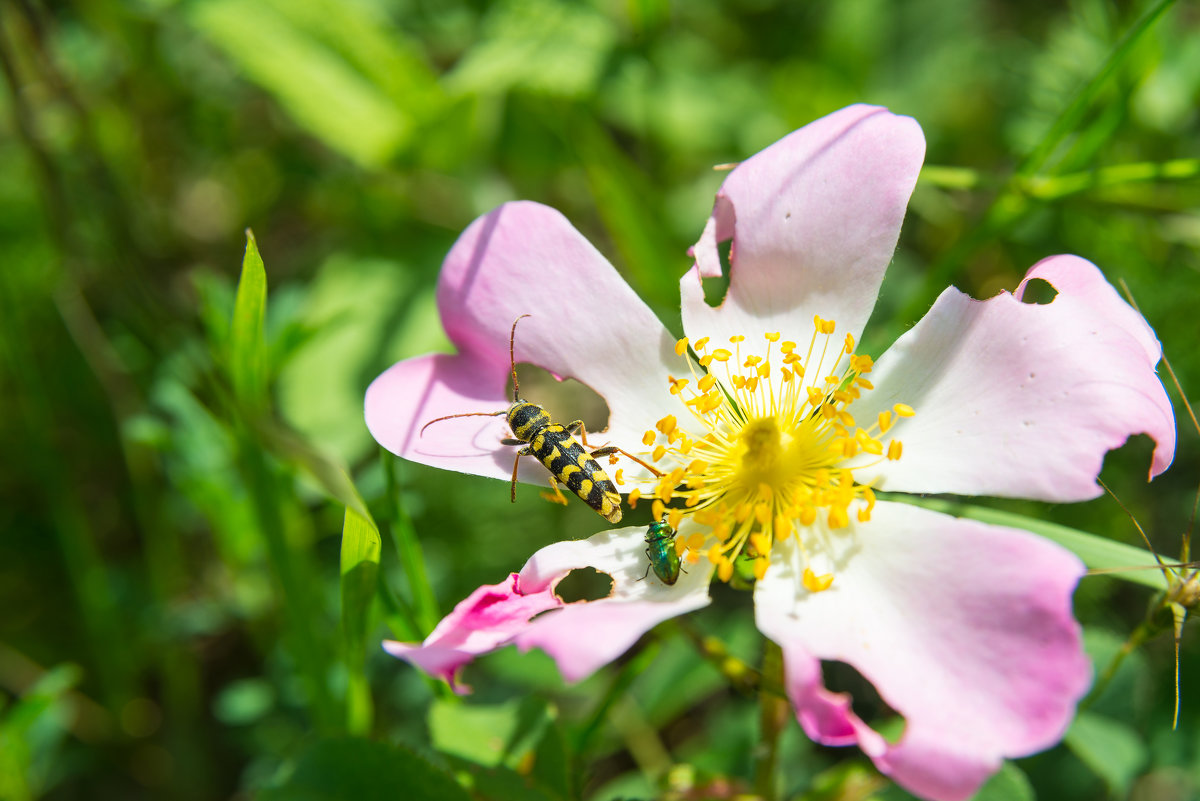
365 105 1175 801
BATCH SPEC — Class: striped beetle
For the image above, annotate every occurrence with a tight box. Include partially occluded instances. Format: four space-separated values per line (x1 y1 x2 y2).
421 315 655 523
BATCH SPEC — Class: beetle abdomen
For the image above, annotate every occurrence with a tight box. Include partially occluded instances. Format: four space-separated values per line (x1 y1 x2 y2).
530 426 623 523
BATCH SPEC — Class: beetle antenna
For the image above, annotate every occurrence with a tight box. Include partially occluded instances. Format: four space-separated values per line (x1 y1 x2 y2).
510 314 531 401
420 410 506 436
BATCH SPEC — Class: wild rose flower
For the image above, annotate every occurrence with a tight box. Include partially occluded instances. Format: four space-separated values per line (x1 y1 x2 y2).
364 105 1175 801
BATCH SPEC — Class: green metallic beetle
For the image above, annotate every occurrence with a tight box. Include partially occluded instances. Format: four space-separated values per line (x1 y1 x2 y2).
640 515 682 585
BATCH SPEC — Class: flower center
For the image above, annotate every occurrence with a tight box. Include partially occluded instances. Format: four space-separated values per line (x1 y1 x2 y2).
627 317 913 591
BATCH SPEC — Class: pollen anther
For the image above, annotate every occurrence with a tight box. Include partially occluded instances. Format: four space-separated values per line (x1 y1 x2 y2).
629 320 912 589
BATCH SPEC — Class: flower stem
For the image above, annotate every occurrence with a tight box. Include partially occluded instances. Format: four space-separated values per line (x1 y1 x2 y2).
754 639 788 801
673 618 784 696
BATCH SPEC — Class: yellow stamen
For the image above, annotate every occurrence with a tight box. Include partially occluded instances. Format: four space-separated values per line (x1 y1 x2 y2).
802 568 834 592
626 317 912 590
717 559 734 582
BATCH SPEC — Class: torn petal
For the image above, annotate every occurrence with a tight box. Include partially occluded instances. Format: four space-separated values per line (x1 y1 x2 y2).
516 526 714 681
682 105 925 348
385 526 713 691
366 201 686 484
852 255 1175 500
755 501 1089 801
383 573 562 694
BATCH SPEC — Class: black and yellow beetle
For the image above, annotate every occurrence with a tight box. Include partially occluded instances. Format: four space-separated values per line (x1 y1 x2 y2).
421 315 646 523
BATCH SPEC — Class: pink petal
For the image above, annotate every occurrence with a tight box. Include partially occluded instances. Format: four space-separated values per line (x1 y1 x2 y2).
383 573 561 694
755 501 1090 801
515 526 713 681
384 527 712 690
366 201 685 483
852 255 1175 501
681 105 925 348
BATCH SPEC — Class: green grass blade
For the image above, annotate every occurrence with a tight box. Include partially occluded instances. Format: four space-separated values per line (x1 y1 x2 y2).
383 453 441 636
341 507 381 735
230 230 268 411
1017 0 1178 177
1021 158 1200 200
898 498 1168 591
189 1 412 166
240 441 338 730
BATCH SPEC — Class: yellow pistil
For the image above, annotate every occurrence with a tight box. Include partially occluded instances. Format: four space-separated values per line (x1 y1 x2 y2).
635 317 912 593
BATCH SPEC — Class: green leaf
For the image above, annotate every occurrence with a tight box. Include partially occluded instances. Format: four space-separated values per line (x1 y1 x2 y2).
341 506 381 735
258 0 442 115
249 417 388 733
574 116 684 306
276 256 431 465
464 764 564 801
531 719 571 801
229 229 268 411
1066 711 1148 795
445 0 617 98
434 700 570 801
190 0 412 166
257 420 370 520
1018 0 1179 176
799 759 888 801
429 699 525 767
897 498 1169 591
212 678 275 726
429 696 562 771
0 664 84 801
969 762 1035 801
258 737 470 801
1082 627 1151 718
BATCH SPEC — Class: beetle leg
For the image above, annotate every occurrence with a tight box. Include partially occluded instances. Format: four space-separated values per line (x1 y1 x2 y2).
637 550 653 581
509 450 523 503
540 476 570 506
573 422 663 477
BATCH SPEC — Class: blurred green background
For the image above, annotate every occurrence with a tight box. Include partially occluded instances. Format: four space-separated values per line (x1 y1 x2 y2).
2 0 1199 799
